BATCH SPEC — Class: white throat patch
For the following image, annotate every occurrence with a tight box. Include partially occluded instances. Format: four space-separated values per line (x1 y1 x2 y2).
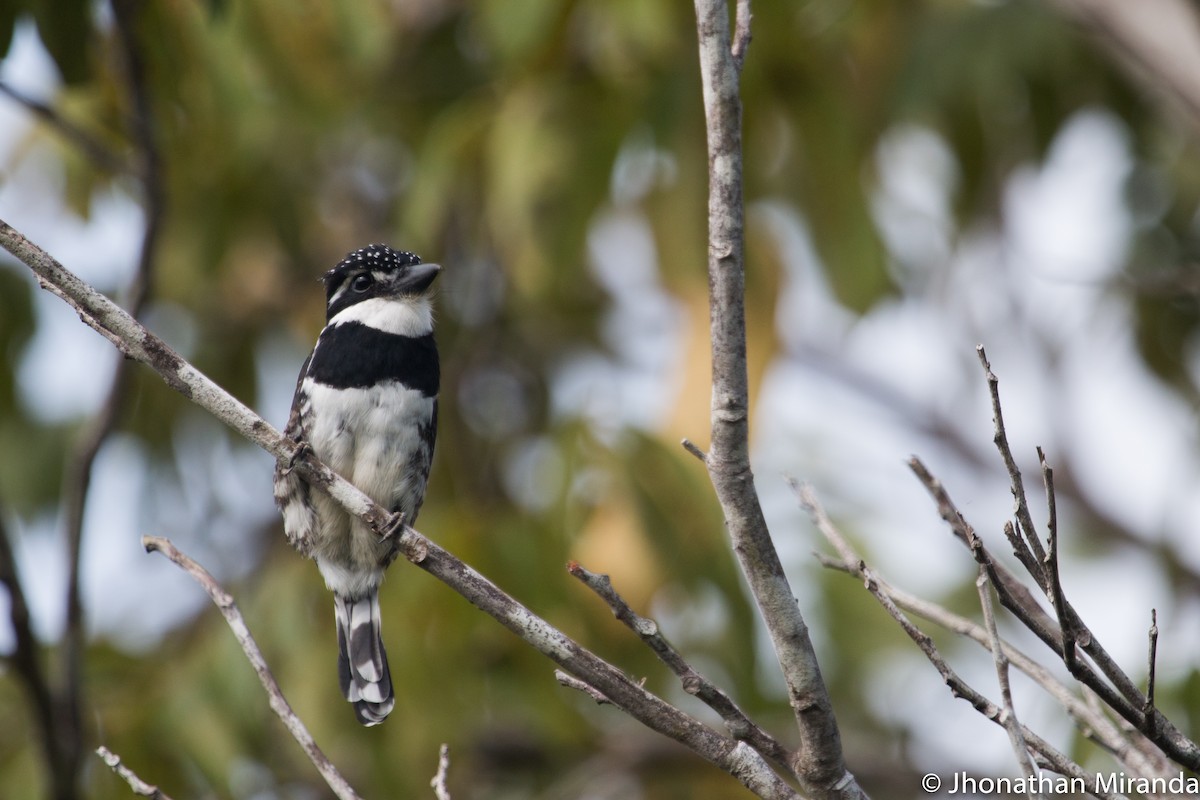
330 296 433 337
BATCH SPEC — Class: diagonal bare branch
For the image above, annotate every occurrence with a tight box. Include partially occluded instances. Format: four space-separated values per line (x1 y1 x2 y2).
568 561 792 770
143 536 362 800
95 746 175 800
1045 0 1200 131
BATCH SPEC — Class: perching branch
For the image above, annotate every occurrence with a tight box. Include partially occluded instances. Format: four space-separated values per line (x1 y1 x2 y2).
0 222 800 800
142 536 362 800
692 2 860 796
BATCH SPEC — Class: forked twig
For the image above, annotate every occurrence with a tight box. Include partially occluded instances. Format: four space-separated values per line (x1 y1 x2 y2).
977 346 1048 584
568 561 791 769
556 670 612 705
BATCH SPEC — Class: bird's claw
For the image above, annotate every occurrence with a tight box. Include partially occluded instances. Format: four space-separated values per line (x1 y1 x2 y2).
282 440 314 476
380 511 407 542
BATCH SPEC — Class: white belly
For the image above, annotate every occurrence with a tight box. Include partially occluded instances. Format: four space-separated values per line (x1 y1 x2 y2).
302 378 434 596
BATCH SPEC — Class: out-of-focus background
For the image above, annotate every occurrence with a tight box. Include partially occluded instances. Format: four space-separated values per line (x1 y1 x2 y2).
3 2 1200 798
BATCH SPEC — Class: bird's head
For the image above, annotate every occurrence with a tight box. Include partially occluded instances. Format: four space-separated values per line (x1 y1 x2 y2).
322 244 441 331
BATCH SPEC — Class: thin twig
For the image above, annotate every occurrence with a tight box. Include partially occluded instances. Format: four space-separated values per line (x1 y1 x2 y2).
142 536 363 800
1144 609 1159 737
908 457 1062 644
568 561 792 770
0 81 127 173
1002 519 1043 583
96 746 174 800
1043 452 1076 672
430 744 452 800
555 670 612 705
976 569 1039 788
731 0 753 69
976 346 1048 584
681 438 708 463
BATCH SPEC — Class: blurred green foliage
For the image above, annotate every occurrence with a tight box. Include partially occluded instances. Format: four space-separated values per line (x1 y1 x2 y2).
2 1 1199 798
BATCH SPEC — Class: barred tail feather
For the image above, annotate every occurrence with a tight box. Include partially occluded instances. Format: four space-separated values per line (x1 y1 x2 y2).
334 592 395 726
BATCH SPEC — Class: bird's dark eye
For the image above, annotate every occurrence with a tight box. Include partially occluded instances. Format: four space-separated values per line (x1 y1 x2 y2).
351 274 373 293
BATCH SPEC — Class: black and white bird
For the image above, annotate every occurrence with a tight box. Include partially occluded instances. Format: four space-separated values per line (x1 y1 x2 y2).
273 244 439 726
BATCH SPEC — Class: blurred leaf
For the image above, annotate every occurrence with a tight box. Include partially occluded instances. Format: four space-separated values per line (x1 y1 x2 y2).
30 0 91 84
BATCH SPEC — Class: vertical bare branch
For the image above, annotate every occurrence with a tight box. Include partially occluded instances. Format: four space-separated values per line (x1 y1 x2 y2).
1042 452 1076 672
142 536 363 800
693 3 860 795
